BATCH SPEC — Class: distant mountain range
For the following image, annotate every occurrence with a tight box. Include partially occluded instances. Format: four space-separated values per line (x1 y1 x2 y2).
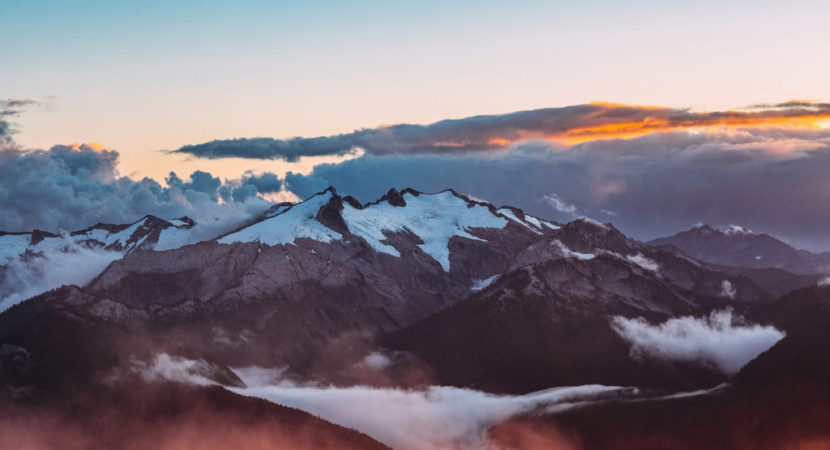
0 214 196 264
649 224 830 275
1 188 829 448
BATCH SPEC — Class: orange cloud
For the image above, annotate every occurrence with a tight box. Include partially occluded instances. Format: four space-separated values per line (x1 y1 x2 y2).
540 102 830 144
174 100 830 160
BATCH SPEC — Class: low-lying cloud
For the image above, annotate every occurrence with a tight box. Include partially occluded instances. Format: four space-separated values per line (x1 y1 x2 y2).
230 372 629 450
131 355 734 449
0 240 122 312
128 353 219 386
133 357 628 449
610 310 785 375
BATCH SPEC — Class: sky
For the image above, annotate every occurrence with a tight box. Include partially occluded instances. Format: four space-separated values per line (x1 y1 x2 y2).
4 0 830 178
3 0 830 249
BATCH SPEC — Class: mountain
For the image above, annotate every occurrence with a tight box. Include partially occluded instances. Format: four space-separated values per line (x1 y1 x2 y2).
0 215 202 312
1 188 777 392
648 224 830 275
1 187 827 447
0 188 569 387
381 219 777 393
0 215 196 265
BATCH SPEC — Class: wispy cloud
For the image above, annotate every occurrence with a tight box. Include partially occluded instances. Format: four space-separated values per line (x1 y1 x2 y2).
543 193 578 216
131 356 731 450
230 371 628 450
0 98 38 150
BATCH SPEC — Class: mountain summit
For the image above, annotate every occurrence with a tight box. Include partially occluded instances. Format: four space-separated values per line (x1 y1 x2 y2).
649 224 830 275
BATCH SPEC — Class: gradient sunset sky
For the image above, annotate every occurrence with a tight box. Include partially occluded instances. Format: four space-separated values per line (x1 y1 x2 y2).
4 0 830 179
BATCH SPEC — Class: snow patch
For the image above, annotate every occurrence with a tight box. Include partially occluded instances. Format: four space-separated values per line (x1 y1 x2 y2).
626 253 659 272
219 191 342 246
524 215 543 228
724 225 752 235
497 208 542 234
553 240 596 260
470 275 498 292
539 219 561 230
342 191 507 271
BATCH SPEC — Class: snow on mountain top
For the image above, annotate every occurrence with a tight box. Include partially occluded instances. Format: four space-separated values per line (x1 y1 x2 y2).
690 224 755 236
218 190 342 246
497 208 542 234
553 239 596 260
625 253 659 272
215 187 575 270
0 215 196 265
470 275 499 291
573 217 608 230
724 225 752 235
342 190 508 271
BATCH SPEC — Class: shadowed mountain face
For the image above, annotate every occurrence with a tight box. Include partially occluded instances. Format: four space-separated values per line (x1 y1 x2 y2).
0 187 828 448
649 224 830 275
487 285 830 450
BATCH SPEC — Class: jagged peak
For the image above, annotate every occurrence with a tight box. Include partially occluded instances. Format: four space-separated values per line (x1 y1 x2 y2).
497 205 527 219
170 216 196 228
29 229 58 245
69 214 187 237
316 191 349 234
342 195 363 209
363 187 410 208
690 224 717 233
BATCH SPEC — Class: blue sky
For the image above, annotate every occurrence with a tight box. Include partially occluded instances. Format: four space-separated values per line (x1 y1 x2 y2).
4 0 830 179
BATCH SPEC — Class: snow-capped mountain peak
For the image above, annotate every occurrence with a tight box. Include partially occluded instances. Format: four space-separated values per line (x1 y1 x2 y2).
217 187 559 271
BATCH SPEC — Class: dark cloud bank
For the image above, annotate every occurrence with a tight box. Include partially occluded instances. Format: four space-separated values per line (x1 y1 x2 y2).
278 128 830 250
6 100 830 251
164 101 830 250
0 143 272 232
170 101 830 159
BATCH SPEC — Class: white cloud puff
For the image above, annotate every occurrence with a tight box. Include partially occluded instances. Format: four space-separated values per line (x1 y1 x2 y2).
610 309 784 375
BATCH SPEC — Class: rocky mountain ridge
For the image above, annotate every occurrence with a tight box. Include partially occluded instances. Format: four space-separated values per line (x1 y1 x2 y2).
649 224 830 275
